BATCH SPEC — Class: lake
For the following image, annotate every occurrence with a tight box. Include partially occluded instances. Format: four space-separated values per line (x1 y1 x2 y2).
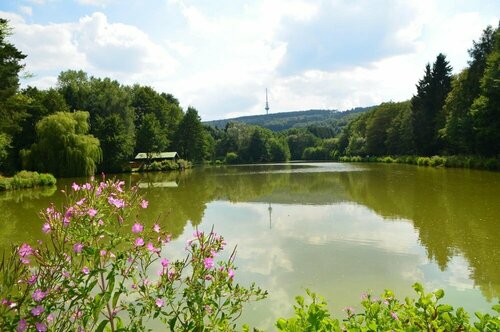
1 162 499 329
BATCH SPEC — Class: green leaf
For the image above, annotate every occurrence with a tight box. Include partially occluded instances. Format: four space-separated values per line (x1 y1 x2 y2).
112 291 120 308
434 289 444 300
437 304 453 313
96 320 109 332
442 312 452 324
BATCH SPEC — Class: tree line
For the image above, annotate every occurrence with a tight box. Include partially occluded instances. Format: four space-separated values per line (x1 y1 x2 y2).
332 24 500 159
204 23 500 164
1 18 499 178
0 19 210 177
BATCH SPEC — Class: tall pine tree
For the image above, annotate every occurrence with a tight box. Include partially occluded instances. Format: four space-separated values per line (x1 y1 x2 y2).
412 54 452 155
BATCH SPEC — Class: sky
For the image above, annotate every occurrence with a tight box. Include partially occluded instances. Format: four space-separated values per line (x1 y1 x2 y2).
0 0 498 121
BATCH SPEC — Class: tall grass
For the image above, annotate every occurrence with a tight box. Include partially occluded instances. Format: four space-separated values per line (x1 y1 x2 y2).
338 155 500 171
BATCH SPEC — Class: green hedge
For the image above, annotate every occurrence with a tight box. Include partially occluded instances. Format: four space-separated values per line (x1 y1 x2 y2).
139 159 192 172
0 171 57 191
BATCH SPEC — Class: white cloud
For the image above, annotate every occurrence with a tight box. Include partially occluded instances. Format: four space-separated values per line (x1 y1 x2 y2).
6 12 177 87
76 0 114 7
25 0 52 4
19 6 33 16
3 0 499 119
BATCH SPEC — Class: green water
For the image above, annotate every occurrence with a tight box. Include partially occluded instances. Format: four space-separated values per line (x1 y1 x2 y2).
1 162 499 329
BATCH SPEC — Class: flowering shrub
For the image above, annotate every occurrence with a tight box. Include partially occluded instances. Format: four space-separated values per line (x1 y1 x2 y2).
0 177 266 331
276 284 500 331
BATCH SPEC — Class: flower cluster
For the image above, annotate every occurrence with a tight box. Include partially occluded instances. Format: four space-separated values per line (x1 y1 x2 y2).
0 176 266 332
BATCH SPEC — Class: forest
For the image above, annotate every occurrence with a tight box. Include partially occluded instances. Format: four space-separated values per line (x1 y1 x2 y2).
1 19 499 178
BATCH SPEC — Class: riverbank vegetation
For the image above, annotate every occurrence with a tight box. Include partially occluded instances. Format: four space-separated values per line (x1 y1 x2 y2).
0 179 498 331
138 159 192 172
337 155 500 171
0 171 56 191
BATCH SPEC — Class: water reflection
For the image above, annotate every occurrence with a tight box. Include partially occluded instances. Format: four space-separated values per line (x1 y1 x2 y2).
0 163 498 327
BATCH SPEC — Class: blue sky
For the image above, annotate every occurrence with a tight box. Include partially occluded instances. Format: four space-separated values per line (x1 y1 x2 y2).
0 0 498 120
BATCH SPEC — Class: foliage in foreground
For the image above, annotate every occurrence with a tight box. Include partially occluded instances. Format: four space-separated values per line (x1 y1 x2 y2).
0 171 56 191
0 177 266 331
277 286 500 332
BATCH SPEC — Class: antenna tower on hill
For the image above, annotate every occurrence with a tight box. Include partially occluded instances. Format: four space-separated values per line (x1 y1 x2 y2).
265 88 270 115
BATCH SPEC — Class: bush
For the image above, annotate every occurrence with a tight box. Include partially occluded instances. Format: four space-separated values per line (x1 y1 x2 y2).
277 284 500 331
0 171 56 191
417 157 430 166
429 155 446 167
0 178 266 331
225 152 239 164
381 156 396 163
139 159 191 172
0 177 11 190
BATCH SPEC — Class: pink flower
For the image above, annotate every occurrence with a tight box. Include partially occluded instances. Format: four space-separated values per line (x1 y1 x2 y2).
228 268 235 279
82 266 90 275
87 209 98 217
131 223 143 233
116 181 125 192
18 243 33 257
108 196 125 209
134 238 144 247
98 219 104 226
193 230 203 238
100 250 107 256
76 198 86 206
203 257 214 269
42 223 51 233
82 183 92 190
153 224 160 233
131 284 137 289
140 199 148 209
73 243 83 253
35 322 47 332
155 298 164 308
47 313 54 323
71 183 80 191
161 258 169 267
343 306 354 316
20 257 30 264
16 319 27 332
390 312 399 320
32 289 46 302
31 305 44 316
27 274 37 285
146 242 159 253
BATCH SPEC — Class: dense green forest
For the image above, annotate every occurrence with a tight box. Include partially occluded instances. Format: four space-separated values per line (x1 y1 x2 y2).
1 18 499 178
0 18 209 177
205 107 372 131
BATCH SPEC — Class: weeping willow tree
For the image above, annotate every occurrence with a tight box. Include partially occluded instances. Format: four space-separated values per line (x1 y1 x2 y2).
22 111 101 177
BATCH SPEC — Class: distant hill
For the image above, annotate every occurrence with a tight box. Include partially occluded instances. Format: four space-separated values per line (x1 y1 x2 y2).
204 107 374 132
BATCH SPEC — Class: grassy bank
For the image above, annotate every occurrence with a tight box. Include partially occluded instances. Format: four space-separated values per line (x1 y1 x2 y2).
338 155 500 171
0 170 57 191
